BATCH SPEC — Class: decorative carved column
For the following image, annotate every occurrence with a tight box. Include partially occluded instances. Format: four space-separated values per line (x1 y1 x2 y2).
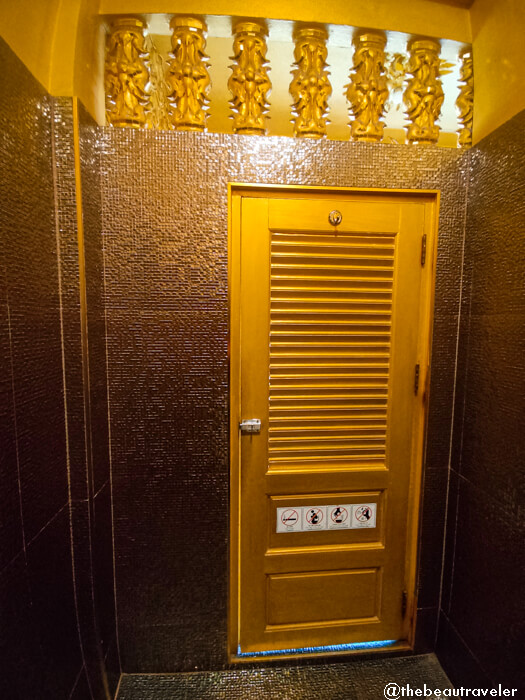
228 21 271 135
290 26 331 138
456 47 474 148
404 38 444 144
168 16 211 131
105 17 150 128
346 31 388 142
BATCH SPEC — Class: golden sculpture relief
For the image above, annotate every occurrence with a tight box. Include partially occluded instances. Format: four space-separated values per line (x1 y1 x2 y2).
386 53 408 96
168 16 211 131
456 48 474 148
384 51 408 120
145 35 172 131
105 17 150 129
346 31 388 142
228 21 272 135
290 26 331 139
404 38 444 145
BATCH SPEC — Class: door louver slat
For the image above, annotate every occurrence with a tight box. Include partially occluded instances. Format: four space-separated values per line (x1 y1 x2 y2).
269 230 395 469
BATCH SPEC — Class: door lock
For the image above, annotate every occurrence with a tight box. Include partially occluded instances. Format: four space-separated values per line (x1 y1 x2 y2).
328 209 343 226
239 419 261 434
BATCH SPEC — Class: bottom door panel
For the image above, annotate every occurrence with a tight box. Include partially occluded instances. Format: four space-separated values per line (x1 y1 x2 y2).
267 568 380 626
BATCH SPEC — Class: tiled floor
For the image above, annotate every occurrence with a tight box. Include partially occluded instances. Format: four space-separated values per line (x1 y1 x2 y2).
117 653 452 699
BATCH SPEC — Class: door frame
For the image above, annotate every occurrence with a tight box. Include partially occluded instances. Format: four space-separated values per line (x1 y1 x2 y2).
228 183 440 662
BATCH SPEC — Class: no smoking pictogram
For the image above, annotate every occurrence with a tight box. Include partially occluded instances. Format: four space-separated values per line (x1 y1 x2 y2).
281 509 299 527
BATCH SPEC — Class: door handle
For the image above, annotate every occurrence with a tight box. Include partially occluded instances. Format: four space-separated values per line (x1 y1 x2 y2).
239 419 261 434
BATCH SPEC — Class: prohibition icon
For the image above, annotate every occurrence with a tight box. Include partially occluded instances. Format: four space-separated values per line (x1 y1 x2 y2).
306 508 323 525
281 509 299 527
355 505 373 522
330 506 349 524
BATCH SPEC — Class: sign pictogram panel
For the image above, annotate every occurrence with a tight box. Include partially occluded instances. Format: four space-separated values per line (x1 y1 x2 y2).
275 503 377 532
352 503 377 528
303 506 327 531
276 507 301 533
328 505 350 530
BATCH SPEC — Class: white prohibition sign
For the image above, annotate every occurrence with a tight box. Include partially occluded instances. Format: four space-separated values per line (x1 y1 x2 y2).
330 506 348 524
306 508 324 525
281 508 299 527
355 505 373 523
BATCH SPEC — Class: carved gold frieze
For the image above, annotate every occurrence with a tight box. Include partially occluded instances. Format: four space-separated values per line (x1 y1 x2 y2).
228 21 271 135
103 14 470 147
290 26 331 139
404 38 444 145
105 17 150 129
346 31 388 142
456 47 474 148
168 16 211 131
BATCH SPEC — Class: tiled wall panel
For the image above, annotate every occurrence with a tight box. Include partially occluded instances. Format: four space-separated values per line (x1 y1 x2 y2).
52 96 119 697
79 100 120 695
0 37 117 699
439 109 525 691
0 37 81 699
100 129 469 671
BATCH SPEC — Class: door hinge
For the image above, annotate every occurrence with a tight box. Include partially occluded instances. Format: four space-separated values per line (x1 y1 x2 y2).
402 589 408 618
421 233 427 266
414 363 420 395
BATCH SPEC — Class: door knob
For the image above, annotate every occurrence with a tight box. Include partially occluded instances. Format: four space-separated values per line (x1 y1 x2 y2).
239 419 261 434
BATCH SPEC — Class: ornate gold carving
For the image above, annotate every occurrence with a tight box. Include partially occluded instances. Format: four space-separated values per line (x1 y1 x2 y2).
289 26 331 139
386 53 408 95
228 21 271 135
168 16 211 131
105 17 150 129
346 31 388 142
145 35 172 131
404 38 444 145
384 51 408 118
456 47 474 148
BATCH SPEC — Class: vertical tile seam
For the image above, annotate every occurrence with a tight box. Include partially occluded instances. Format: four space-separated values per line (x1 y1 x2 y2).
435 149 471 644
73 97 96 511
443 164 477 621
98 128 123 676
51 98 95 700
5 297 28 563
73 97 112 700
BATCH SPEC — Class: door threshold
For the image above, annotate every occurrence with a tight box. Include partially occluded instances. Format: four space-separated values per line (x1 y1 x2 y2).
232 639 412 663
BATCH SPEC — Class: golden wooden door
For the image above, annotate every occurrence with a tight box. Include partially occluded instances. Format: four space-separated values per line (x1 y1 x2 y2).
230 187 436 656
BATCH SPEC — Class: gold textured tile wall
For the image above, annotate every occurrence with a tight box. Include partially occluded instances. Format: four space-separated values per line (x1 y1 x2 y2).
99 128 469 671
